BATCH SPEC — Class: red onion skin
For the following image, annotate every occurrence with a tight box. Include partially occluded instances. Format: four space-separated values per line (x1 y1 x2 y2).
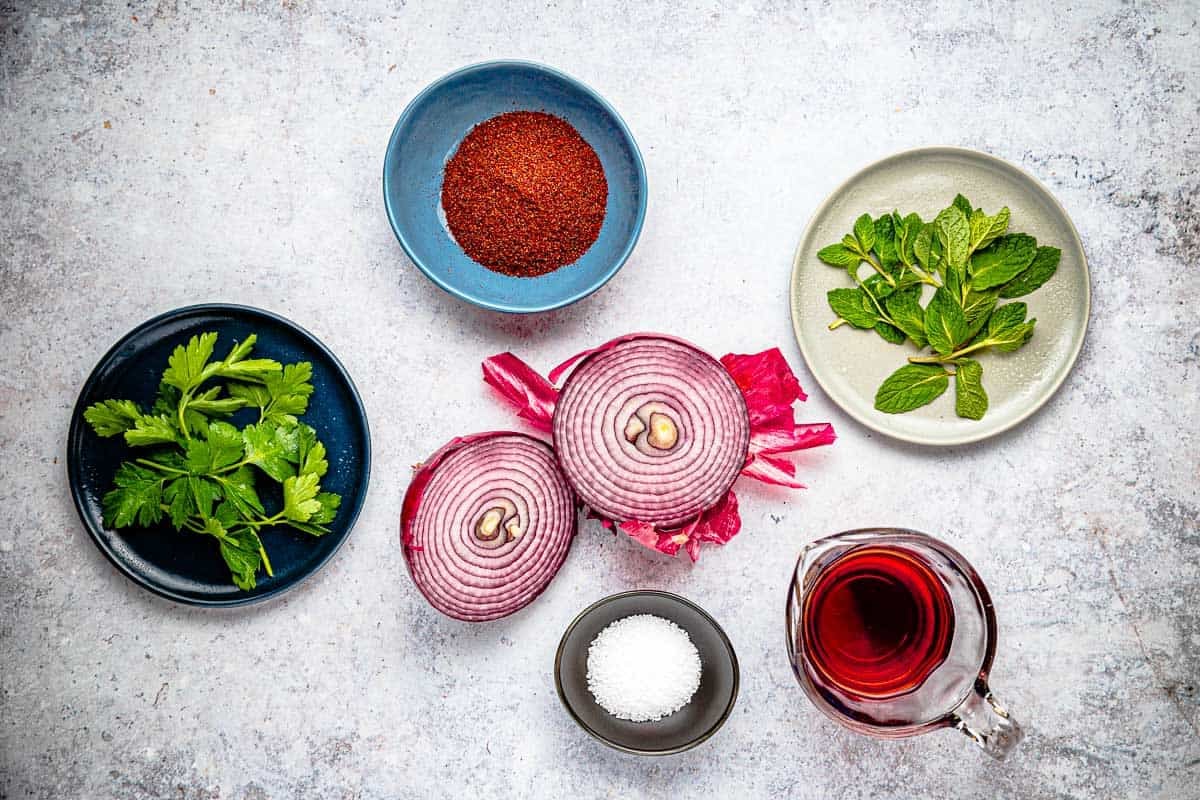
551 335 750 529
401 431 576 622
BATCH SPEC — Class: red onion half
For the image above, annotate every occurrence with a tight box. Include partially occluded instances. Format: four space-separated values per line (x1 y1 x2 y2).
552 335 750 529
483 336 835 561
402 432 576 621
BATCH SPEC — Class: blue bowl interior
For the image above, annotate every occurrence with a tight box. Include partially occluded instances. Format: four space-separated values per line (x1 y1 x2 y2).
67 305 371 606
384 62 645 313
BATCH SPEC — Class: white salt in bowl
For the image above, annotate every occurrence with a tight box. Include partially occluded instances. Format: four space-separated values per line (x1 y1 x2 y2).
554 590 740 755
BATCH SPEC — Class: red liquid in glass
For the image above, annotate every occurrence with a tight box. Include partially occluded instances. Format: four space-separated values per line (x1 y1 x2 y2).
803 545 954 699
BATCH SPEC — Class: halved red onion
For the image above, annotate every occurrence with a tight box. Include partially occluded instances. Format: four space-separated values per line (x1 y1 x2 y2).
551 335 750 529
402 432 576 622
482 337 835 561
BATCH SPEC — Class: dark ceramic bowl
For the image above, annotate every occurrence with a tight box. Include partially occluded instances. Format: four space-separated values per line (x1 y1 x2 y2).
554 590 739 755
67 304 371 606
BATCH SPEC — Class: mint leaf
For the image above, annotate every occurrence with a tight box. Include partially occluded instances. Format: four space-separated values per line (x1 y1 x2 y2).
828 288 878 329
1000 245 1060 298
899 213 923 265
282 473 322 522
987 302 1028 335
935 206 971 271
885 289 928 347
874 321 906 344
961 286 1000 340
954 359 988 420
875 364 950 413
818 243 860 267
969 233 1037 290
862 273 896 301
853 213 876 252
924 287 969 355
84 400 143 437
989 320 1037 352
874 214 898 266
162 332 218 392
124 415 180 447
969 207 1010 251
952 194 974 218
242 421 298 482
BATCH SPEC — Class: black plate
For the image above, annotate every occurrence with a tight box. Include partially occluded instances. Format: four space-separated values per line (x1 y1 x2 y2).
67 304 371 606
555 590 739 755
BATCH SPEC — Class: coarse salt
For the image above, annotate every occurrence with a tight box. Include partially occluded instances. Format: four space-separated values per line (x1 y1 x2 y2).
586 614 702 722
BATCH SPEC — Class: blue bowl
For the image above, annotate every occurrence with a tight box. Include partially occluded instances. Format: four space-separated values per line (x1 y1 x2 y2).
67 304 371 607
383 60 647 314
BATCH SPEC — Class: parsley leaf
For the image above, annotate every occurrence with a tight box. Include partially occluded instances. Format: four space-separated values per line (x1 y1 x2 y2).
162 332 218 392
242 421 298 482
102 464 164 528
124 415 181 447
84 400 142 437
282 473 323 522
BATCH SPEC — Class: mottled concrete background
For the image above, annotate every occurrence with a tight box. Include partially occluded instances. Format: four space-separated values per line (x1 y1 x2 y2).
1 1 1197 798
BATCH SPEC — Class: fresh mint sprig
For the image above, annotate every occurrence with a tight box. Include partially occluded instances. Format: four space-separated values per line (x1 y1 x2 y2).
83 333 341 590
818 194 1060 420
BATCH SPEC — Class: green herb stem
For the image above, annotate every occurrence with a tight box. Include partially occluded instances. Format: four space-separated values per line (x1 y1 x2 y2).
257 543 274 577
828 318 848 331
861 253 896 287
907 339 992 364
136 458 188 475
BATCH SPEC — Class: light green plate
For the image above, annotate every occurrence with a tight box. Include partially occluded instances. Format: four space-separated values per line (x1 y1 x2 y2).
790 147 1090 446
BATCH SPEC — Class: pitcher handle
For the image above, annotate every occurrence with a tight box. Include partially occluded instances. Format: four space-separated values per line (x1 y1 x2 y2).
951 680 1023 759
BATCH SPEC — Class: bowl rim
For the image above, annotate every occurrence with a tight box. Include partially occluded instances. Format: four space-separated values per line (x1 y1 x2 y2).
382 59 648 314
66 302 372 608
553 589 740 756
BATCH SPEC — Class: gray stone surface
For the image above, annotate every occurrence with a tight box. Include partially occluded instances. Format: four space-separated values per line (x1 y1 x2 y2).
1 1 1197 798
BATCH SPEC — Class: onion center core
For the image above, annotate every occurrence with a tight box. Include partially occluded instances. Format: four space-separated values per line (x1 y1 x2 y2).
621 402 681 453
473 498 522 547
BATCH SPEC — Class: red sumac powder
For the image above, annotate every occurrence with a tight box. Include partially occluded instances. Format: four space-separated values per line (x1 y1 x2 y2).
441 111 608 277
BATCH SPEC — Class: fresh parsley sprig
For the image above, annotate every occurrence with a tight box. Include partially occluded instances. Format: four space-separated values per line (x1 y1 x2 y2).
83 333 341 590
818 194 1060 420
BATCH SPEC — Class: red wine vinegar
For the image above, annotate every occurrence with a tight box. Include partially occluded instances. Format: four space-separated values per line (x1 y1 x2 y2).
802 545 954 699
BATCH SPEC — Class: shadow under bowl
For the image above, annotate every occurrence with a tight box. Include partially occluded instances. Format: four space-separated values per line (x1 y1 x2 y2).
554 590 739 755
382 59 647 314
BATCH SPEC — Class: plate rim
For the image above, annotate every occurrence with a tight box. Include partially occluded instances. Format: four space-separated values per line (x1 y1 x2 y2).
789 145 1092 447
381 58 649 315
66 303 372 607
